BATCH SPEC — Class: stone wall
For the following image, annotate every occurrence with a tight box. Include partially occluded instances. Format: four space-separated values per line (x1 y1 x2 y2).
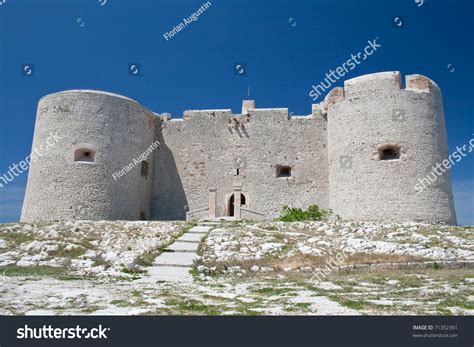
327 71 457 224
152 103 328 220
20 71 457 225
21 90 156 222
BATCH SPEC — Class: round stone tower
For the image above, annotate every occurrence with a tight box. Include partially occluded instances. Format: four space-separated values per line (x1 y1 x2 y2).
327 71 456 224
21 90 157 222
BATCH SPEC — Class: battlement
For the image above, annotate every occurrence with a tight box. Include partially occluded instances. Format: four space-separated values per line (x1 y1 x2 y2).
405 74 440 93
344 71 401 96
22 70 456 225
159 100 322 125
242 100 255 114
182 109 232 120
322 71 441 109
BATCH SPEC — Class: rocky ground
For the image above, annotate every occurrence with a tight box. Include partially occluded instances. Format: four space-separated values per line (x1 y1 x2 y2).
197 220 473 274
0 220 473 315
0 220 187 278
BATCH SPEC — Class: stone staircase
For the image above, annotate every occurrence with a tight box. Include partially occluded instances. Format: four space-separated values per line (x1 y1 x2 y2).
139 222 217 283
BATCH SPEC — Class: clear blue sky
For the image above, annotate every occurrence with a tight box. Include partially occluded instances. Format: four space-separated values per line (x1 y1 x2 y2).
0 0 472 224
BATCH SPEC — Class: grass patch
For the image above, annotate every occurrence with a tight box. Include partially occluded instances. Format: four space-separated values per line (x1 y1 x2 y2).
49 245 86 258
189 266 201 277
429 262 442 270
285 302 312 313
165 298 221 315
0 265 67 278
194 253 326 277
0 232 35 245
135 249 163 267
338 298 371 310
195 250 432 278
92 254 112 268
121 266 146 275
134 222 192 267
437 296 474 311
254 286 295 296
274 204 329 222
111 299 130 307
346 253 428 265
81 306 102 313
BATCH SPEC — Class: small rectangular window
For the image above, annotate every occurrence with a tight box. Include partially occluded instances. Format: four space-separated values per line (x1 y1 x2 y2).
141 161 149 177
276 165 291 178
74 148 96 163
378 145 401 161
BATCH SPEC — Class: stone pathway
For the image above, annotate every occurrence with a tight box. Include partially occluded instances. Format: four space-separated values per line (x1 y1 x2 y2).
140 223 215 283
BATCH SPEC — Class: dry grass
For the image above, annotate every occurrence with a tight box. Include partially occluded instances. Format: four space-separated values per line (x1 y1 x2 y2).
345 253 427 265
268 254 325 270
196 251 434 276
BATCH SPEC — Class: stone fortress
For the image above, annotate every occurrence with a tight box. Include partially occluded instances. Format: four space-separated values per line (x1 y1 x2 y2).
21 71 457 225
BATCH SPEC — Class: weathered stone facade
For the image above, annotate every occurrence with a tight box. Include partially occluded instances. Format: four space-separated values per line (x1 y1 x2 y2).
21 71 457 224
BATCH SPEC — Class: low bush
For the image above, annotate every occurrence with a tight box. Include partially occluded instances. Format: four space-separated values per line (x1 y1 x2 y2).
275 204 329 222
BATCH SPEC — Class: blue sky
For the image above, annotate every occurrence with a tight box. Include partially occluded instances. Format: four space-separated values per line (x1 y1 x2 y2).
0 0 472 224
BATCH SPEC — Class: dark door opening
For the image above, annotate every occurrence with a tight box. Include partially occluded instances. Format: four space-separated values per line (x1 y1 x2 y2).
228 193 246 217
229 194 235 217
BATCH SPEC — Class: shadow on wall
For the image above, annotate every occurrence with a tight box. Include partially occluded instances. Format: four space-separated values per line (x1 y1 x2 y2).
151 128 188 220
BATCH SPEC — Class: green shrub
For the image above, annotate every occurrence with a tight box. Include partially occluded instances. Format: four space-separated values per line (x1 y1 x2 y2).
275 204 329 222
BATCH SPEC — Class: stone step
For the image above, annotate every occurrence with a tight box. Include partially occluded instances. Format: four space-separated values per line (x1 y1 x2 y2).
167 242 199 252
153 251 197 266
177 233 206 242
161 249 198 254
188 225 213 233
147 266 193 283
152 263 189 268
138 223 213 283
202 217 236 222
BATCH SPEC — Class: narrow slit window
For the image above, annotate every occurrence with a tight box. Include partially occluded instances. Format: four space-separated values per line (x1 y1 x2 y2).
141 161 149 177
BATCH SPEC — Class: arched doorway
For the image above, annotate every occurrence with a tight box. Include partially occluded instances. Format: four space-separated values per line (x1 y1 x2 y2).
228 193 246 217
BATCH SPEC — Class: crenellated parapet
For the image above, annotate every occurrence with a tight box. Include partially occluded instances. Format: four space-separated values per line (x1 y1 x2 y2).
405 73 441 93
21 71 456 225
321 71 441 108
326 71 456 225
159 100 325 129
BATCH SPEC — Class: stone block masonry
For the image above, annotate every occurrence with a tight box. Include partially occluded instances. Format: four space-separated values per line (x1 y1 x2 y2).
21 71 457 225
